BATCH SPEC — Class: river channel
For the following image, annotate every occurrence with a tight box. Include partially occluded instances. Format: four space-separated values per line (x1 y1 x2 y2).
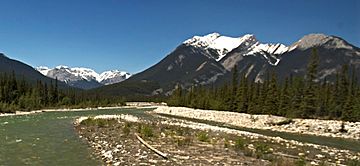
0 108 358 165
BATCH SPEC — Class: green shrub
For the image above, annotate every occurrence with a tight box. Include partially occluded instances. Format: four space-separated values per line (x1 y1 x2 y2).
197 131 209 142
294 156 306 166
122 122 131 136
139 124 154 138
234 137 245 150
255 143 272 158
80 118 96 126
80 118 116 127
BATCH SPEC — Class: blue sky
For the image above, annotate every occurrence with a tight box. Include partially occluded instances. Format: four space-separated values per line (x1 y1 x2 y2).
0 0 359 74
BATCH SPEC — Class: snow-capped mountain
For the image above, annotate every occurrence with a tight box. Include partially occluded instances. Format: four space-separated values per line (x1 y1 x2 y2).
183 33 255 61
99 70 131 85
36 66 131 89
184 33 290 65
99 32 359 96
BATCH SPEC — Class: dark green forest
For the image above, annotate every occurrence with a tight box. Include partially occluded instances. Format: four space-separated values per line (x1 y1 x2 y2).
0 72 125 113
168 49 360 122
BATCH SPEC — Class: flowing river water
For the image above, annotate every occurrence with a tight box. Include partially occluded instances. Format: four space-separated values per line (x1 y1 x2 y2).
0 108 153 165
0 108 359 165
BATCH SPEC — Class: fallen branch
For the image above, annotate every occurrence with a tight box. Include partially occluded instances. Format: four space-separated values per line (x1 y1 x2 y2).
135 133 168 159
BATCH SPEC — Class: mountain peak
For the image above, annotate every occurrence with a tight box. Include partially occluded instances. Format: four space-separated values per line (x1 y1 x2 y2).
184 33 259 61
55 65 70 69
183 32 221 47
290 33 353 50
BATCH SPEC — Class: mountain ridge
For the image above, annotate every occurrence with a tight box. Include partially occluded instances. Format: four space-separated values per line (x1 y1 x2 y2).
92 32 360 97
36 66 131 89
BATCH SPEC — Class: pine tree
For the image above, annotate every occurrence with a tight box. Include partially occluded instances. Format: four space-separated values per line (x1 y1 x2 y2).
264 71 279 114
230 66 239 111
301 48 319 118
278 77 290 116
236 74 248 113
289 77 304 117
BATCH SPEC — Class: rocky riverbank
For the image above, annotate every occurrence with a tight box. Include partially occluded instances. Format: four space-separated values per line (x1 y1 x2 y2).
75 115 274 165
153 106 360 140
74 114 360 165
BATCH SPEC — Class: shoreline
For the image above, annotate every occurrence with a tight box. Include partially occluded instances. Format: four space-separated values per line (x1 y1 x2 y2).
152 106 360 140
0 106 126 117
0 102 163 117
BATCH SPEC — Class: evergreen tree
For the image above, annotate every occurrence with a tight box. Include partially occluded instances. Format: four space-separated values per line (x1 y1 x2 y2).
278 77 290 116
230 66 239 111
300 48 319 118
264 72 279 114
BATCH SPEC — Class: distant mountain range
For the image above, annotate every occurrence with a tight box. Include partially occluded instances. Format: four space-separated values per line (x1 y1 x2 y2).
36 66 131 89
93 33 360 97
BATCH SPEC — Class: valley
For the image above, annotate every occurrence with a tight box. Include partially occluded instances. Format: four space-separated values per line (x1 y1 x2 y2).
1 32 360 165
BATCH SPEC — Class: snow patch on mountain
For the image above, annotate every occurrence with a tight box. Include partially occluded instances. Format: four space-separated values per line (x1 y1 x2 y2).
184 33 290 64
69 67 100 81
37 66 51 75
244 42 288 66
246 43 289 56
184 33 258 61
99 70 131 85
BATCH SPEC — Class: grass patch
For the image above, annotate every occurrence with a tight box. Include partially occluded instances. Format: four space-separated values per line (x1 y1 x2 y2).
80 118 117 127
255 143 272 159
122 122 131 136
175 127 190 136
234 137 246 150
197 131 209 142
138 124 155 138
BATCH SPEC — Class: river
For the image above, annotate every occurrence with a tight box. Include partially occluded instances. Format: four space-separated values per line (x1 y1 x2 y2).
0 108 153 165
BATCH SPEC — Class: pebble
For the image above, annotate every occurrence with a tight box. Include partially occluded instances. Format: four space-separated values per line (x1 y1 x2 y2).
310 161 318 165
315 154 325 159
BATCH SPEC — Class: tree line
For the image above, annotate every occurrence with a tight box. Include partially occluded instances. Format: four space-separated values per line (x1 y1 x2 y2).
168 49 360 122
0 72 125 113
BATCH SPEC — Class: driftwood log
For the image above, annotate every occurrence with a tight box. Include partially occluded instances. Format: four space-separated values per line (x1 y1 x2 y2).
135 133 168 159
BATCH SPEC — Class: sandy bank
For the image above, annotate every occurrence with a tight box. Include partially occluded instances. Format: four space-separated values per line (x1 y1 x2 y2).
153 106 360 140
